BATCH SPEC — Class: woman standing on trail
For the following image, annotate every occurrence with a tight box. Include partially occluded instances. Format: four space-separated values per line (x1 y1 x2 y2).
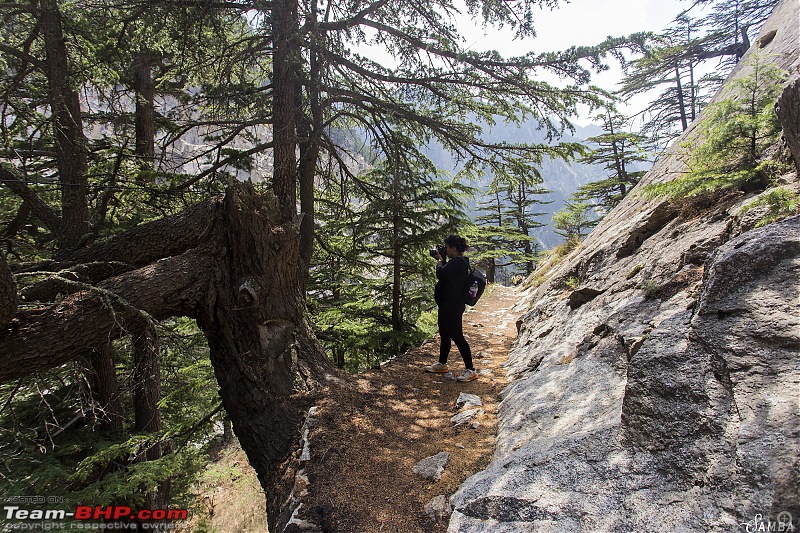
425 234 477 382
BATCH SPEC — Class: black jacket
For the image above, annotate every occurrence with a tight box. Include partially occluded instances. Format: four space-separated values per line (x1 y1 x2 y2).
435 256 469 307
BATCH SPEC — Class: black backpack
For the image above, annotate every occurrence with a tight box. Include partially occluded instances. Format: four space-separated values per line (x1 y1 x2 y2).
455 257 487 306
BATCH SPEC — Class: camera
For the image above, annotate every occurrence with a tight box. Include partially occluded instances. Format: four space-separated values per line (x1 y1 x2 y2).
429 245 446 258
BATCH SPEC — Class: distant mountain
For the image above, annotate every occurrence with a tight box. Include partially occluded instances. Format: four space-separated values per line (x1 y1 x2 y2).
424 119 634 249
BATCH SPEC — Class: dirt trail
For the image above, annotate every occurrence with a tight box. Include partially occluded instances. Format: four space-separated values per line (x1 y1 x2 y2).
300 285 524 532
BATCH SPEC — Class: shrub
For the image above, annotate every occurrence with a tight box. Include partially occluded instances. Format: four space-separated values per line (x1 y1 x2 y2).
640 279 662 300
741 187 800 227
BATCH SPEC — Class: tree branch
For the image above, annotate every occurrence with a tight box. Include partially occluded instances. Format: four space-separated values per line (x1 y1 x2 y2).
0 165 64 239
0 248 212 382
63 196 222 266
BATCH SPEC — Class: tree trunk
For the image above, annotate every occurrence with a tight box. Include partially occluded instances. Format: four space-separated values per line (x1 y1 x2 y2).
132 326 162 450
486 259 496 284
132 325 170 511
297 6 324 285
40 0 89 254
391 168 402 340
0 183 333 532
675 65 689 131
272 0 300 223
90 342 123 432
776 77 800 174
0 253 16 327
132 52 158 173
196 184 332 531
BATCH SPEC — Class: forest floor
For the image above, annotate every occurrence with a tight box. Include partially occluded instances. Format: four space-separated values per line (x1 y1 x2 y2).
301 284 524 532
193 284 525 532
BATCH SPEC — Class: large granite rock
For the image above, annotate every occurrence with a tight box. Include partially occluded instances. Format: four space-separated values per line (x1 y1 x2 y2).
450 209 799 533
449 2 800 530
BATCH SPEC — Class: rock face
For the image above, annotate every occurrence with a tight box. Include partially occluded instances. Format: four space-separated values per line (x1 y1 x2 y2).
449 2 800 531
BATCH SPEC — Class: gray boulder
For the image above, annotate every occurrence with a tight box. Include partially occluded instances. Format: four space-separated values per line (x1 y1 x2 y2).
425 495 453 522
413 452 451 481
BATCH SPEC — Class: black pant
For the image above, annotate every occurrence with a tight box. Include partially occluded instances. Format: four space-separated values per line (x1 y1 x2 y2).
438 303 473 370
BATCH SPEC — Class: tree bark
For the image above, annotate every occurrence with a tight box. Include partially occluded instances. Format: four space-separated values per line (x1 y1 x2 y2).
675 65 689 131
132 325 170 511
131 52 158 173
272 0 300 223
196 183 331 531
40 0 89 254
486 259 496 284
297 5 323 281
64 197 221 267
0 253 16 327
0 183 333 532
90 342 124 432
133 326 162 448
776 76 800 174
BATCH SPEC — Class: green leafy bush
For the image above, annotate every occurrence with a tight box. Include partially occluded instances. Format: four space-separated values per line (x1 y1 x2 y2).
640 280 662 300
741 187 800 227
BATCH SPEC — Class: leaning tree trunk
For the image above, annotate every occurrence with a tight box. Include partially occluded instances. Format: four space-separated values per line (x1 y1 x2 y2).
0 183 334 532
197 184 332 531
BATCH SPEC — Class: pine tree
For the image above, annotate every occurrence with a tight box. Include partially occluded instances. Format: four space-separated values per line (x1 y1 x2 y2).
470 185 522 283
646 48 787 199
619 0 779 147
692 0 780 66
310 146 469 368
552 200 597 243
575 111 653 212
618 15 710 148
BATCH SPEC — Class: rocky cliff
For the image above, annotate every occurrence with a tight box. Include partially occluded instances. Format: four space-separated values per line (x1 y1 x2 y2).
449 1 800 531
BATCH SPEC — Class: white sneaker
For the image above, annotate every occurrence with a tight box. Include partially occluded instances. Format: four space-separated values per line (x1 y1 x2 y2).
456 369 478 382
425 362 449 373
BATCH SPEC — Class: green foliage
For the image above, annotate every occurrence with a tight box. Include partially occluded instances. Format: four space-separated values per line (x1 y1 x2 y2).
645 49 787 200
618 15 712 147
640 279 662 299
741 187 800 227
0 319 221 510
552 200 597 242
564 276 580 290
619 0 779 147
470 167 551 278
309 152 470 371
575 111 653 213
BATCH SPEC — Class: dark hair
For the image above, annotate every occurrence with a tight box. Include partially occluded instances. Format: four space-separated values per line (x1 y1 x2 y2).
444 234 468 253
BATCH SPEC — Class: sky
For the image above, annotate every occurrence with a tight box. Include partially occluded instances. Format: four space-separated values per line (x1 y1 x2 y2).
359 0 691 127
460 0 691 125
